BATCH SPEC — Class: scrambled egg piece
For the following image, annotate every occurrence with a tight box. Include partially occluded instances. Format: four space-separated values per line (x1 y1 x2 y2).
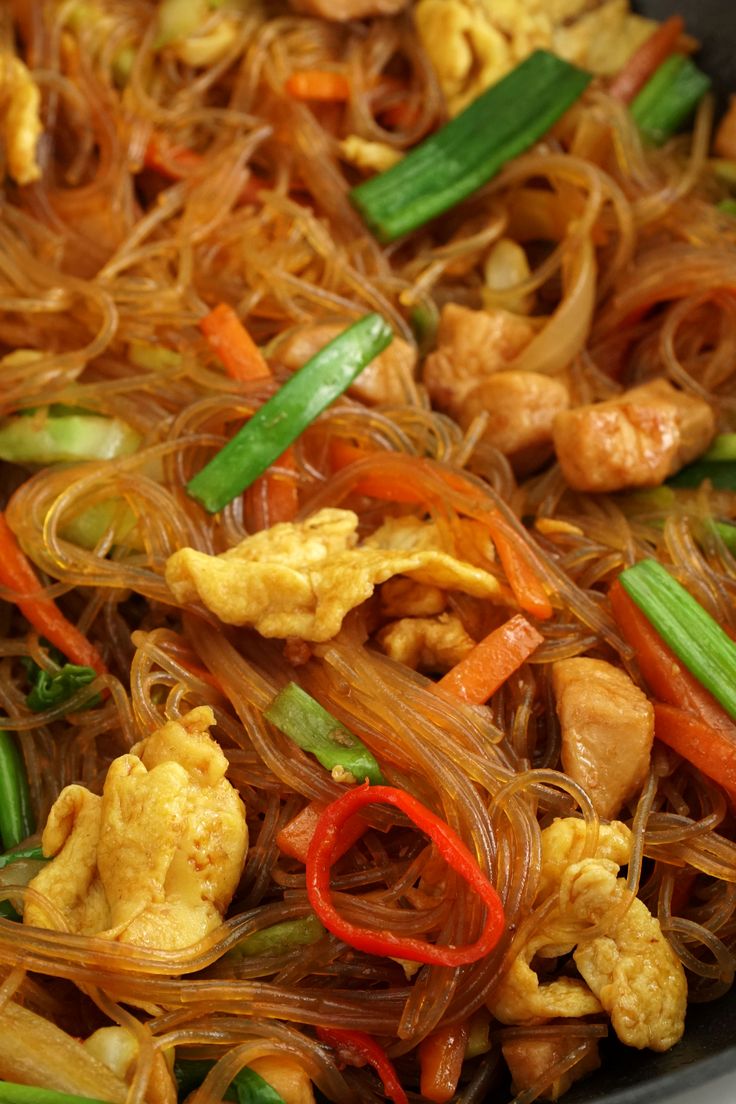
0 53 43 185
339 135 403 173
165 509 501 642
489 818 687 1051
415 0 655 115
25 707 247 950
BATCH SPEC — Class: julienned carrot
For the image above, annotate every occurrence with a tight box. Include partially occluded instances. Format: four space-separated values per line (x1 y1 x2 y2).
276 799 368 864
434 613 543 705
653 703 736 798
608 15 685 103
199 303 271 383
609 580 736 737
247 446 299 528
285 70 350 102
418 1021 470 1104
479 511 554 620
0 514 106 675
143 133 266 204
329 441 553 618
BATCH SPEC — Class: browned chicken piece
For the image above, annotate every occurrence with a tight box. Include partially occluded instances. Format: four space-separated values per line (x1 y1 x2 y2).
458 370 570 474
423 303 537 414
553 378 715 494
502 1032 601 1101
290 0 408 16
552 658 654 819
276 321 416 405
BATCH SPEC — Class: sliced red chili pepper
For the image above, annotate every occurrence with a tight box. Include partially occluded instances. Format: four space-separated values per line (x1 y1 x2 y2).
317 1026 408 1104
305 783 505 966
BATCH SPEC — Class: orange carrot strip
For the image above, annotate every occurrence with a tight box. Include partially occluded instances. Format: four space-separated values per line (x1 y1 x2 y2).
285 70 351 102
609 580 736 737
248 446 300 529
276 800 368 864
608 16 685 103
0 514 106 675
480 511 554 621
418 1021 470 1104
143 133 204 178
653 702 736 800
434 613 543 706
199 303 271 383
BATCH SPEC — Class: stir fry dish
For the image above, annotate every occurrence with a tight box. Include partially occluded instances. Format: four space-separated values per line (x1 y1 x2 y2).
2 1 736 1102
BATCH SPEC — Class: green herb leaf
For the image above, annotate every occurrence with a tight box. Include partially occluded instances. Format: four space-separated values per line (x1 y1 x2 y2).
175 1060 287 1104
25 662 100 713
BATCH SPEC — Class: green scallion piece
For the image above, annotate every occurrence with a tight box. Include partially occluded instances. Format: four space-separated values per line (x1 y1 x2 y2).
718 198 736 219
349 50 591 242
709 521 736 552
265 682 384 785
24 661 100 713
229 914 324 958
0 845 45 870
668 460 736 490
619 559 736 721
630 54 711 146
187 313 393 513
0 1085 112 1104
0 731 34 851
704 434 736 461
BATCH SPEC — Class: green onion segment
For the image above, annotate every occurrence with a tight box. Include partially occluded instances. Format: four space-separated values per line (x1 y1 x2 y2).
630 54 711 146
175 1060 287 1104
350 50 591 242
619 559 736 721
265 682 384 785
0 731 34 851
24 661 99 713
229 914 324 958
0 1086 112 1104
187 313 393 513
0 845 44 870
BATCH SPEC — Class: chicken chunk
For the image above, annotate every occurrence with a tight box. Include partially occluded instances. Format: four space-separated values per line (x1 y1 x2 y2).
424 304 537 415
415 0 654 116
0 53 43 185
502 1032 601 1101
249 1057 315 1104
289 0 409 21
277 321 416 406
489 818 687 1053
25 707 248 950
377 613 476 672
458 370 570 474
552 658 654 819
83 1027 175 1104
165 509 501 642
553 379 715 493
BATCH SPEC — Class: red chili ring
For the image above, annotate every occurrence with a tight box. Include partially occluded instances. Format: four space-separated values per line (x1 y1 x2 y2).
305 783 505 966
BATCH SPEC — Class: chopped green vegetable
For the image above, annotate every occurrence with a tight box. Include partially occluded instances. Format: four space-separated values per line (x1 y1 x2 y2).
23 657 99 713
0 409 140 465
703 434 736 461
0 902 20 922
0 845 44 870
265 682 384 785
668 461 736 490
60 499 139 551
630 54 711 146
175 1060 287 1104
409 302 439 356
619 559 736 721
0 1085 113 1104
350 50 591 242
718 198 736 219
0 731 33 851
187 313 393 513
229 914 324 958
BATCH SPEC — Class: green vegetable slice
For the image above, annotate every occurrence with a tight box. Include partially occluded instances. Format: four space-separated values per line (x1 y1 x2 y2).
229 914 324 958
187 313 393 513
630 54 711 146
0 1086 112 1104
175 1060 287 1103
350 50 591 242
0 845 45 870
24 661 100 713
0 731 34 851
619 559 736 721
265 682 384 785
0 409 139 465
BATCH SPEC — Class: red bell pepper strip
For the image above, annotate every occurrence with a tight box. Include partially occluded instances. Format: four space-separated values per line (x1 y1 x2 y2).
306 783 505 966
316 1027 408 1104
